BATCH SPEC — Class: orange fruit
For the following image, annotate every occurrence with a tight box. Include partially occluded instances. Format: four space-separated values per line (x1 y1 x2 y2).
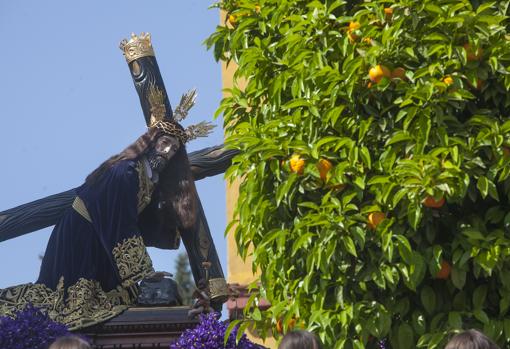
289 154 305 175
463 43 483 62
423 196 445 208
436 260 451 280
276 317 298 333
368 211 385 229
276 319 283 333
443 76 454 85
228 14 237 26
254 5 261 13
347 22 361 42
369 65 391 83
317 159 333 181
347 31 359 42
349 21 361 31
391 67 406 80
384 7 393 18
288 318 296 330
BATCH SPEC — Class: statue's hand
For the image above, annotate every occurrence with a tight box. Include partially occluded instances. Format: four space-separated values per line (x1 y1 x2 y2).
227 283 241 299
187 279 212 319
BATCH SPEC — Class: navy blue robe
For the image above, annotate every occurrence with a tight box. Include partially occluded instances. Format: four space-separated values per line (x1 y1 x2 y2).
0 160 155 329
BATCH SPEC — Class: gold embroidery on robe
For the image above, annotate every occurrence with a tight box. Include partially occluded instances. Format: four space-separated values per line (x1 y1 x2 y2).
136 160 155 213
112 235 154 288
0 236 154 330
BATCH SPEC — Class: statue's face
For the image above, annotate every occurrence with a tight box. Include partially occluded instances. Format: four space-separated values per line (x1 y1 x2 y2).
155 135 180 160
148 135 180 172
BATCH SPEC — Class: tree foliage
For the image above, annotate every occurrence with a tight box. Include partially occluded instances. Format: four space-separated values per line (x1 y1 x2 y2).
174 252 194 305
207 1 510 348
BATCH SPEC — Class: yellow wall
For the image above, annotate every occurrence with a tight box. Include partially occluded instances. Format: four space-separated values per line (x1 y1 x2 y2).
222 58 256 286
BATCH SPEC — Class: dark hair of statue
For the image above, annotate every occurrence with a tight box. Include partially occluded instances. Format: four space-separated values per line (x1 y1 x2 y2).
85 126 197 232
444 329 500 349
278 330 322 349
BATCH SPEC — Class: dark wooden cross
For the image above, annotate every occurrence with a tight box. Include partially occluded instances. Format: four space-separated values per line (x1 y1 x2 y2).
0 33 237 303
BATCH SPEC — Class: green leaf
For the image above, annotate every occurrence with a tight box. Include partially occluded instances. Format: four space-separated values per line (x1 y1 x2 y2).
360 146 372 169
353 176 366 190
283 98 311 110
224 319 242 346
407 200 423 230
473 285 488 309
462 228 484 240
276 174 298 206
477 176 489 198
251 307 262 321
398 323 414 349
343 236 357 257
425 4 445 15
473 309 489 324
499 296 510 316
421 286 436 314
448 312 462 329
409 252 427 290
451 267 466 289
386 131 413 146
395 235 413 264
476 2 497 14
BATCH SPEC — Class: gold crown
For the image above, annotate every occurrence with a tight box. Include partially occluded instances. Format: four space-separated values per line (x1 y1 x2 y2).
119 32 155 63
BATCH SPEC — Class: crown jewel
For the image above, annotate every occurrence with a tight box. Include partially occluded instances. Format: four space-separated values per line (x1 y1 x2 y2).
119 32 155 63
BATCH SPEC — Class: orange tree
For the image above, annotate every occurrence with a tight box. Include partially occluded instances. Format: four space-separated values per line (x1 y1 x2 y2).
207 1 510 348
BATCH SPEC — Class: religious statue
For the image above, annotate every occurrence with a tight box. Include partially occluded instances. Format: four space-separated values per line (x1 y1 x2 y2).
0 33 230 330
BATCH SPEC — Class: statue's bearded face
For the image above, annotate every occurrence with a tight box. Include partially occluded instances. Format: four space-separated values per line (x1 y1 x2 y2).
148 135 180 172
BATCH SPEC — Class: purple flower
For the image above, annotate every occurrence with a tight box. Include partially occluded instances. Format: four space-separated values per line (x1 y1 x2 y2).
170 312 261 349
0 304 72 349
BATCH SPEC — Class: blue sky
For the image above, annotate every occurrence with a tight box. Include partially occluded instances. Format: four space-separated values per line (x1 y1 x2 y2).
0 1 227 290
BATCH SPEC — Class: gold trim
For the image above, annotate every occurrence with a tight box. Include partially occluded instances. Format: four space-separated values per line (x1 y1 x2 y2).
72 196 92 223
209 278 228 303
148 85 167 125
119 32 155 64
174 89 197 122
135 161 155 213
0 277 131 330
0 236 154 330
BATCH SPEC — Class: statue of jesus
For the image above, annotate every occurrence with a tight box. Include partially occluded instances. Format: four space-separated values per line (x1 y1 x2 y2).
0 102 222 330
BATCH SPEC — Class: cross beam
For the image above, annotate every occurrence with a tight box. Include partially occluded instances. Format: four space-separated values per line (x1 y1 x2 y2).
0 145 237 243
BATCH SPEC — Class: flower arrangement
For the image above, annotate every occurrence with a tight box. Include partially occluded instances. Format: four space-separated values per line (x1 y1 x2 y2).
170 312 261 349
0 304 73 349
